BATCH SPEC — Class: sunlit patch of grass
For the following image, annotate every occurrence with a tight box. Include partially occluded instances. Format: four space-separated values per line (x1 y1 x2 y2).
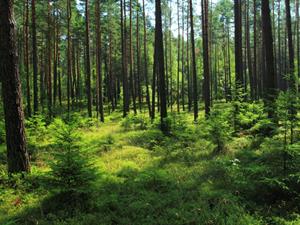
97 146 158 174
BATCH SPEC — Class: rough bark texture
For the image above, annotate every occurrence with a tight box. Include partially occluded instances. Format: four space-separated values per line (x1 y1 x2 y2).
261 0 277 118
0 0 30 173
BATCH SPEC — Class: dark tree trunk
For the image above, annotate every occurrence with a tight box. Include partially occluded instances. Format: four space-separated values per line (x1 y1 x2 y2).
189 0 198 121
32 0 39 113
25 0 31 117
121 0 130 117
253 0 258 99
136 7 142 112
96 0 104 122
296 0 300 84
155 0 168 133
261 0 277 118
202 0 211 116
46 1 52 117
177 0 180 113
0 0 30 173
85 0 92 117
67 0 71 114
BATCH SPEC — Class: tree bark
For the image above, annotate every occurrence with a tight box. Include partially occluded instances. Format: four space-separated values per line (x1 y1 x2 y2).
0 0 30 173
32 0 38 113
202 0 211 116
189 0 198 121
96 0 104 122
85 0 92 117
155 0 168 133
261 0 277 118
24 0 31 117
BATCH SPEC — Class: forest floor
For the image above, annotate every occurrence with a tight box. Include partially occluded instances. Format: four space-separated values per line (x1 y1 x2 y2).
0 107 299 225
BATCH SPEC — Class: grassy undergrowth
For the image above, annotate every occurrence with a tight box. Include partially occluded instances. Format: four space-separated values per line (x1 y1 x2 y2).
0 106 299 225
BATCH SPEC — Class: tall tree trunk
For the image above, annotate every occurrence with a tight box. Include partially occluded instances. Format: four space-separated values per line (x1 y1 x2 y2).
0 0 30 173
285 0 296 89
142 0 151 118
96 0 104 122
227 25 232 100
246 0 254 99
32 0 38 113
85 0 92 117
177 0 180 113
261 0 277 118
67 0 71 114
121 0 129 117
53 7 59 108
129 0 137 114
169 0 173 112
25 0 31 117
47 1 52 117
189 0 198 121
187 4 191 111
253 0 258 99
296 0 300 84
202 0 211 116
136 7 142 112
181 3 185 111
155 0 167 133
234 0 243 89
151 43 157 120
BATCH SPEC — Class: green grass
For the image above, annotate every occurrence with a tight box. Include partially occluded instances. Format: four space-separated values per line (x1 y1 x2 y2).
0 111 299 225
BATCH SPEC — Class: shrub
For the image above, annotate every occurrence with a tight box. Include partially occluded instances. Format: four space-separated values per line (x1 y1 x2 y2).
121 114 149 131
49 119 97 206
205 109 233 153
233 102 265 131
25 115 48 159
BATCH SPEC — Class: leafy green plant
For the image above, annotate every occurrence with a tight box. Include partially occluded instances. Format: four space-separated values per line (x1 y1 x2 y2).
49 119 97 206
0 120 5 144
206 109 233 153
238 103 265 129
25 115 48 159
121 114 150 131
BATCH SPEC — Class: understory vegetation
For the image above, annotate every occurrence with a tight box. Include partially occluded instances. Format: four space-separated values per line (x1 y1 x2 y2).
0 100 299 225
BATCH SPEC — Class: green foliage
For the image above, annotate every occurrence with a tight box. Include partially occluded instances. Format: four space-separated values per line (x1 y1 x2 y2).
25 115 48 160
204 108 233 153
0 120 5 144
121 114 150 131
235 102 265 131
49 119 97 206
25 115 47 142
99 134 115 152
128 129 165 150
276 91 299 142
67 112 100 129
